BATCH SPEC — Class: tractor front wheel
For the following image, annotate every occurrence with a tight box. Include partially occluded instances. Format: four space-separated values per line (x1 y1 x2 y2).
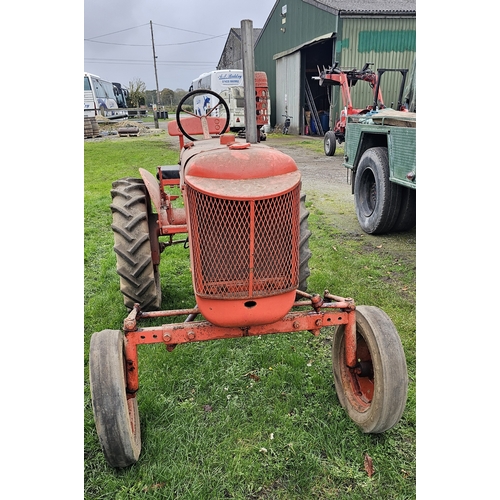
332 305 408 433
110 177 161 311
89 329 141 467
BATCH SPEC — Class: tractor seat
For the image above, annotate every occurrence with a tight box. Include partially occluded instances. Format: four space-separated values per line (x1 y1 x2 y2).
157 165 181 180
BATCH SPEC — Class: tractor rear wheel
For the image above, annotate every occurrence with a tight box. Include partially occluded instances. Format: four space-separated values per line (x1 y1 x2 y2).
110 178 161 311
298 193 312 293
332 306 408 433
89 329 141 467
324 131 336 156
354 147 402 234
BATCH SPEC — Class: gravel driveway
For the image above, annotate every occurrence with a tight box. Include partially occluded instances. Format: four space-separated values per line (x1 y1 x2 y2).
262 135 416 280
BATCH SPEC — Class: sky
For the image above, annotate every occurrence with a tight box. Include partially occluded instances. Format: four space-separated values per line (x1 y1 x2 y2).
84 0 277 92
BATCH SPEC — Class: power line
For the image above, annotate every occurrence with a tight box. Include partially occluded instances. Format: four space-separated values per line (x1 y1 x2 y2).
151 22 220 37
84 33 225 47
84 22 225 46
85 58 217 65
85 23 149 40
86 22 221 40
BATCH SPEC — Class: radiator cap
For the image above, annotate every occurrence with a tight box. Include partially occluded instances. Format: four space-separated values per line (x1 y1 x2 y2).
229 143 250 150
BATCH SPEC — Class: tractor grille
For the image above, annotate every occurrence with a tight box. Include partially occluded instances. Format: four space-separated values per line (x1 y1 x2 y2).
187 185 300 299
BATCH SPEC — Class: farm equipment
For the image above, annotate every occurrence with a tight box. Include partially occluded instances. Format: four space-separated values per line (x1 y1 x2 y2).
315 62 408 156
88 89 408 468
342 61 415 234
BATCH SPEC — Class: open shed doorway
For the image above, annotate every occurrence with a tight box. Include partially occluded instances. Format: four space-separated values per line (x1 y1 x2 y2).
302 38 334 136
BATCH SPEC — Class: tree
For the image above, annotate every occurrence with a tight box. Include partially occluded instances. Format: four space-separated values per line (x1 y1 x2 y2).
174 89 190 107
144 90 156 107
160 88 174 107
128 78 147 108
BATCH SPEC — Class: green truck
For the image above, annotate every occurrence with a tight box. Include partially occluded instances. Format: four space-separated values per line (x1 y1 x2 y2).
342 109 416 234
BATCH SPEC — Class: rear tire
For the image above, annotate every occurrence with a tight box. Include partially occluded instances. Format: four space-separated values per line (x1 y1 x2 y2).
332 306 408 433
89 330 141 467
354 147 402 234
298 193 312 293
392 187 416 232
110 178 161 311
324 131 336 156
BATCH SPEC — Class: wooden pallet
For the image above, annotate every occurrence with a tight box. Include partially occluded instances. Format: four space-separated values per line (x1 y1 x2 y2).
84 117 101 138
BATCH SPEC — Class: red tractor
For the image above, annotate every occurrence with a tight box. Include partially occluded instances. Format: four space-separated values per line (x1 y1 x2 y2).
88 89 408 467
316 62 407 156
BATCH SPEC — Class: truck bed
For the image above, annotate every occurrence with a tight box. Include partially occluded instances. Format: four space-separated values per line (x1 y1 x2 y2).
348 109 416 127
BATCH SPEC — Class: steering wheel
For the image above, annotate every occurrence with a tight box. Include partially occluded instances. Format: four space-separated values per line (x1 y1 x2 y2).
176 89 230 141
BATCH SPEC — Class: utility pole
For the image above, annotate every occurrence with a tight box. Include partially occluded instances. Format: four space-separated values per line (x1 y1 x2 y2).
150 20 161 129
241 19 257 143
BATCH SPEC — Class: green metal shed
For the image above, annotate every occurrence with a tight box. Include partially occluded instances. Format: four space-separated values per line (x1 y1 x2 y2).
253 0 416 134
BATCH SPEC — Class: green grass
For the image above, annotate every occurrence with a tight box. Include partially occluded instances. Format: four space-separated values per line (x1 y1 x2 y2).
84 132 415 499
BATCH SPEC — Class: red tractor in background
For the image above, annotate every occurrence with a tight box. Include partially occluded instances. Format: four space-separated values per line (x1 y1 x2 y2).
88 88 408 468
315 62 408 156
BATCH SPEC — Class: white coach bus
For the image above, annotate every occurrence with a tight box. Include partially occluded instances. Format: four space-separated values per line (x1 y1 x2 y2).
84 72 128 120
189 70 270 132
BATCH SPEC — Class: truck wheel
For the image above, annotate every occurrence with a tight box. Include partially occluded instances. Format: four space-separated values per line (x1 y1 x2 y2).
354 147 401 234
298 193 312 293
392 187 416 232
89 329 141 467
110 178 161 311
324 131 336 156
332 306 408 433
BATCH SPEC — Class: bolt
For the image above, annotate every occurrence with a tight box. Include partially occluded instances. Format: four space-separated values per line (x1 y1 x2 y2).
187 331 196 340
315 319 322 327
293 321 300 329
163 333 171 342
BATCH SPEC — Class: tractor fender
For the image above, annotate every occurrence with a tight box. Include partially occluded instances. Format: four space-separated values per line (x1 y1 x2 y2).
139 168 162 214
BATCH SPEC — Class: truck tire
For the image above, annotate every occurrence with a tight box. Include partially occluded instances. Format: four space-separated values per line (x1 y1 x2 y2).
324 131 336 156
332 306 408 433
354 147 401 234
298 193 312 293
110 178 162 311
392 187 416 232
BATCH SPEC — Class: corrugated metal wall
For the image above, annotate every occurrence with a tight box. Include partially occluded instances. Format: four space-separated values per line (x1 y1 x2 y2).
217 31 243 70
275 52 301 132
336 17 416 114
253 2 416 130
255 0 338 127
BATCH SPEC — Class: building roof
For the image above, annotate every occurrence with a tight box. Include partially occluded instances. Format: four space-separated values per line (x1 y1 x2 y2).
304 0 416 15
229 28 263 42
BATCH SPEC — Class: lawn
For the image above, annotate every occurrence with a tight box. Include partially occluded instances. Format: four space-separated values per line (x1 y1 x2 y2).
84 131 415 499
